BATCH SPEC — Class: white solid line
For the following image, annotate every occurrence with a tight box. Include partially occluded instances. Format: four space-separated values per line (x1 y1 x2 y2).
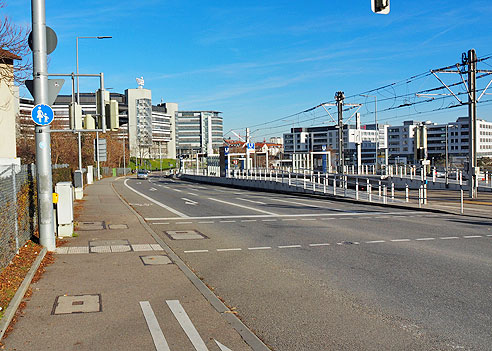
139 301 171 351
208 197 278 215
236 197 266 205
215 340 233 351
217 248 242 252
390 239 411 242
463 235 482 238
440 236 459 240
241 219 257 222
278 245 302 249
309 243 330 247
124 179 189 218
184 250 209 253
198 221 214 224
248 246 271 250
366 240 386 244
415 238 435 241
166 300 209 351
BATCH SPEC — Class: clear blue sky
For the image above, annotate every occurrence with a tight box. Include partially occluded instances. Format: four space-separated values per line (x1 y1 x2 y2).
7 0 492 141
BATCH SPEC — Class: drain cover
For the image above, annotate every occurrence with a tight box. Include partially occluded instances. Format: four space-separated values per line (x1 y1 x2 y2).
165 230 207 240
77 221 106 231
52 294 101 315
140 255 172 265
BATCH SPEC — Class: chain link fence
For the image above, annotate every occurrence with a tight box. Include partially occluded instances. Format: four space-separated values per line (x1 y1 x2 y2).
0 164 37 270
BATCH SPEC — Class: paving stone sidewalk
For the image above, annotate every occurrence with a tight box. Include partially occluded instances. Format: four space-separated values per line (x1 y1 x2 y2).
2 177 254 351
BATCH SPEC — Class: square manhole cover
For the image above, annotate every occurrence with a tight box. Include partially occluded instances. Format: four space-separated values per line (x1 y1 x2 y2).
90 239 130 247
108 224 128 230
165 230 207 240
77 221 106 231
52 294 102 315
140 255 172 265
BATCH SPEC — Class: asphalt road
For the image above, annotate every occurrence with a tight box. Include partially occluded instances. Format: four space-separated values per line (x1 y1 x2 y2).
114 175 492 351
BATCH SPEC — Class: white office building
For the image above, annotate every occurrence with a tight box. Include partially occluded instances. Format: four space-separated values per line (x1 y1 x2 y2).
175 111 223 156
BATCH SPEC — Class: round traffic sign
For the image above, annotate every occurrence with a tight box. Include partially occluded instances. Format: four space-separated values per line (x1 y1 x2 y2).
31 104 54 125
28 26 57 55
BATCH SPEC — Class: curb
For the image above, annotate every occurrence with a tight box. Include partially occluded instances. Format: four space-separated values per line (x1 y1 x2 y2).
111 181 270 351
0 247 47 341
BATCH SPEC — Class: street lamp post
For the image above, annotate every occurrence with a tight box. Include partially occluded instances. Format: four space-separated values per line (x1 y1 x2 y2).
361 94 378 172
76 36 112 103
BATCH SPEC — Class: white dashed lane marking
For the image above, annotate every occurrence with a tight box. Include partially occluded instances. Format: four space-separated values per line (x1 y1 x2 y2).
181 234 491 254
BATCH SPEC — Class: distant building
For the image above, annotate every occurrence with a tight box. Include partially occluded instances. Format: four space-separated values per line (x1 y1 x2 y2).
176 111 223 156
18 88 178 160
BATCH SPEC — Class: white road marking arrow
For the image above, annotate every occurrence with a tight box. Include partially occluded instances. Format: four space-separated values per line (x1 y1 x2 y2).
149 187 157 191
214 339 233 351
182 197 198 205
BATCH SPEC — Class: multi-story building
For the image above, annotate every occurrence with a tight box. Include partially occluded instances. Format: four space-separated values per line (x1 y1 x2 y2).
387 121 420 164
283 124 389 166
17 89 178 160
175 111 223 156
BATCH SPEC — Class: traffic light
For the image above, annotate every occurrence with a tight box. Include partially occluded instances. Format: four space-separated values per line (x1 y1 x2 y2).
69 102 83 129
371 0 390 14
106 100 119 131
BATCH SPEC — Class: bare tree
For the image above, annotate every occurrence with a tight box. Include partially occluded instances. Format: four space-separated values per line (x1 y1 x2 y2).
0 0 31 86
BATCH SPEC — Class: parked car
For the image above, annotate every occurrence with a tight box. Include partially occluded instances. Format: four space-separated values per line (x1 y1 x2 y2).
137 169 149 179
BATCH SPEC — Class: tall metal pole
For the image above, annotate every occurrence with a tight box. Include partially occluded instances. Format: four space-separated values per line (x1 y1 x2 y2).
445 124 449 186
122 138 126 174
467 49 477 198
335 91 345 174
76 37 79 103
31 0 55 251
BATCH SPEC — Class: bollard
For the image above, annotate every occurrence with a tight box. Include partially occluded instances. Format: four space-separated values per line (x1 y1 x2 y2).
356 178 359 200
378 181 381 198
323 176 327 194
383 185 387 204
368 184 372 202
367 178 370 194
460 187 464 214
391 182 394 201
333 175 337 196
405 184 409 203
288 172 291 186
313 179 316 192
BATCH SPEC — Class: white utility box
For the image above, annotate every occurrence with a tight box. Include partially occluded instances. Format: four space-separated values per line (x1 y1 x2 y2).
55 181 74 237
86 165 94 184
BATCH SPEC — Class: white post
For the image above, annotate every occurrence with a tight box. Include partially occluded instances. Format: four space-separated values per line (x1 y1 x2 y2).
378 181 381 198
405 184 409 202
356 178 359 200
391 182 394 201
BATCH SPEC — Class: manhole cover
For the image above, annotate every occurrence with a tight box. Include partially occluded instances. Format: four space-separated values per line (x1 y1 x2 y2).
165 230 207 240
108 224 128 230
90 239 130 247
77 221 106 231
140 255 172 265
52 294 101 315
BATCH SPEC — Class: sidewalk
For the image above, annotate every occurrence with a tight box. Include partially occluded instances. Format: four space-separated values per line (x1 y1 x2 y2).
2 177 258 351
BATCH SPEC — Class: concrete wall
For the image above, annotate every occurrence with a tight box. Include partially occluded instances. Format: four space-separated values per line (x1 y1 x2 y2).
0 62 19 160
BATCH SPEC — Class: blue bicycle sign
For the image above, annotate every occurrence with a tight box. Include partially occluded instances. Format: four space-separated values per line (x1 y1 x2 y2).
31 104 54 126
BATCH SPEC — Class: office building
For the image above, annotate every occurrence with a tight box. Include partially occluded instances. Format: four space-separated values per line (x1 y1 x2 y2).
175 111 223 156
